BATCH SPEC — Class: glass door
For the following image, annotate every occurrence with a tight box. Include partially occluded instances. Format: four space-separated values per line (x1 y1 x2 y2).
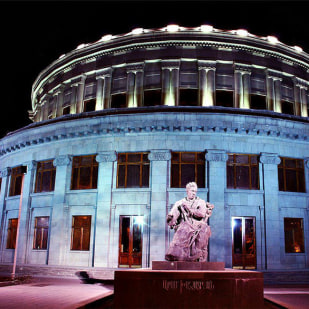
232 217 256 269
119 215 143 268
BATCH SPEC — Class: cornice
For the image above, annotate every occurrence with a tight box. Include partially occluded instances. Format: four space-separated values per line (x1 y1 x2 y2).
1 107 309 158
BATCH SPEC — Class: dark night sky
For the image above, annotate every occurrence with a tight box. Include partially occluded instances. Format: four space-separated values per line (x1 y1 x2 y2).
1 0 309 138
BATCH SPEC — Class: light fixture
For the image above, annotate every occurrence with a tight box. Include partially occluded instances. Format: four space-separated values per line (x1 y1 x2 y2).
100 34 113 42
267 35 279 44
131 28 144 35
166 24 180 32
58 54 65 59
294 45 303 52
76 43 87 50
236 29 248 37
200 25 213 33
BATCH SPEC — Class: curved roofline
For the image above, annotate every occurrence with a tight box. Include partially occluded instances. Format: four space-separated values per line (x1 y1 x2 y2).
31 26 309 106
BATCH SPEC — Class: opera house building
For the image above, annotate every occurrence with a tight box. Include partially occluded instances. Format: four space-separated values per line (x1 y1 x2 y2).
0 25 308 277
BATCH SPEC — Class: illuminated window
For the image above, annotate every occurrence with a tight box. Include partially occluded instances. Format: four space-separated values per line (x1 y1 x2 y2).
71 216 91 251
278 158 305 192
143 89 162 106
227 154 259 190
117 153 150 188
84 99 96 112
171 152 205 188
250 94 267 110
71 155 98 190
6 218 18 249
179 89 198 106
111 93 126 108
9 166 24 196
281 100 294 115
216 90 234 107
35 160 56 193
33 217 49 250
284 218 305 253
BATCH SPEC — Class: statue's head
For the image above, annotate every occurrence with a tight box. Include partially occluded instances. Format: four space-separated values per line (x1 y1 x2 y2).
186 182 198 200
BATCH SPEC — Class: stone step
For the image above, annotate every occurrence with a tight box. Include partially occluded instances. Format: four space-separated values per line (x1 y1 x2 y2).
262 270 309 284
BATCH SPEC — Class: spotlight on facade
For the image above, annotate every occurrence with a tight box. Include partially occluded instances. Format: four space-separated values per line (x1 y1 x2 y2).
131 28 144 35
166 24 180 32
236 29 249 37
58 54 66 59
200 25 214 33
76 43 87 50
294 45 303 53
267 36 279 44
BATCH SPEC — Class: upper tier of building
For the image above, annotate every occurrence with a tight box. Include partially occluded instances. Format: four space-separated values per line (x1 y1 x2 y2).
30 25 309 122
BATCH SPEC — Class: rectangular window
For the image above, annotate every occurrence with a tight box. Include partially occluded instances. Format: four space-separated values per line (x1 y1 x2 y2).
278 158 305 192
216 90 234 107
71 155 98 190
33 216 49 250
6 218 18 249
284 218 305 253
71 216 91 251
35 160 56 193
281 100 294 115
83 99 96 112
227 154 259 190
171 152 205 188
9 166 24 196
250 94 267 110
179 89 199 106
62 105 71 115
117 153 150 188
143 89 162 106
111 93 127 108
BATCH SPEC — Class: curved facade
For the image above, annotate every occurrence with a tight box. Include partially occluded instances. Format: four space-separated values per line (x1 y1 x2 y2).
0 25 309 271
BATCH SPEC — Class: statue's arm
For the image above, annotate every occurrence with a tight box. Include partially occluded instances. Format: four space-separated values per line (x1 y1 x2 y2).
191 200 207 219
166 200 182 226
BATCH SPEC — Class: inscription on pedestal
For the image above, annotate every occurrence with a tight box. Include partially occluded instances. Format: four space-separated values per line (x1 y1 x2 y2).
163 279 214 293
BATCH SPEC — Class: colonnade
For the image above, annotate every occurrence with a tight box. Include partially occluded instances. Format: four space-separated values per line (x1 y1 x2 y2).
34 61 309 122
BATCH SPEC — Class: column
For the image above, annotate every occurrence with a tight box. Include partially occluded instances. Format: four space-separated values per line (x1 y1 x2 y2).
126 70 136 108
206 150 228 262
260 153 281 269
0 168 11 238
95 76 104 110
234 64 251 109
55 86 65 117
294 78 308 117
71 75 86 114
70 84 78 114
48 155 72 265
126 63 144 108
94 151 117 267
266 71 282 112
16 161 37 264
148 150 171 262
161 60 180 106
135 70 144 107
198 60 216 106
96 69 112 110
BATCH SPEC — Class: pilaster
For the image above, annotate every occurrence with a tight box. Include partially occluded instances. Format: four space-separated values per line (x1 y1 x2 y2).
260 153 281 269
198 60 216 106
95 151 117 267
127 63 144 108
266 70 282 113
161 60 180 106
48 155 72 265
234 64 251 109
294 77 308 117
148 150 171 262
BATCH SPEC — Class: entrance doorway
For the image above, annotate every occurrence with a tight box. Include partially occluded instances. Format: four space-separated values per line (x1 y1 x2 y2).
118 215 143 268
232 217 256 269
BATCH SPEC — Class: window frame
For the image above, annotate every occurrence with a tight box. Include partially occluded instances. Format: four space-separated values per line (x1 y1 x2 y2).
284 217 305 253
71 215 91 251
278 157 305 193
171 152 206 188
6 218 18 249
227 154 260 190
71 155 98 190
33 216 49 250
35 160 56 193
117 152 150 188
9 166 24 196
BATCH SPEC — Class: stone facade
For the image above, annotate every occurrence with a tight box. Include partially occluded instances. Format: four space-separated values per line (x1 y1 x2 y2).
0 26 309 272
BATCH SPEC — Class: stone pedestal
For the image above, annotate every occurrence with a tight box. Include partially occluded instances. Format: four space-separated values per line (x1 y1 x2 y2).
114 269 264 309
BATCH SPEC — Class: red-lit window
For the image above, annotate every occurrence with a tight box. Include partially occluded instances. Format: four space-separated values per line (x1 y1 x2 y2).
171 152 205 188
71 216 91 251
71 155 98 190
33 217 49 250
284 218 305 253
6 218 18 249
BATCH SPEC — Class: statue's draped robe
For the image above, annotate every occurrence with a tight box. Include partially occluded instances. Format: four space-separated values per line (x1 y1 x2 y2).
166 197 213 262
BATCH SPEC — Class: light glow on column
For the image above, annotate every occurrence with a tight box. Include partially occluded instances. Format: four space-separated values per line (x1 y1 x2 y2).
267 36 279 44
166 24 180 32
200 25 213 33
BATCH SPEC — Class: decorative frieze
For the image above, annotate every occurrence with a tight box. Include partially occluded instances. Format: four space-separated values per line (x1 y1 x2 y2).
148 150 171 161
96 151 117 163
260 153 281 165
53 155 72 166
206 150 228 162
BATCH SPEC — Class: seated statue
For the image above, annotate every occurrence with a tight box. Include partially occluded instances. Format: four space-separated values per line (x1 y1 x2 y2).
165 182 214 262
